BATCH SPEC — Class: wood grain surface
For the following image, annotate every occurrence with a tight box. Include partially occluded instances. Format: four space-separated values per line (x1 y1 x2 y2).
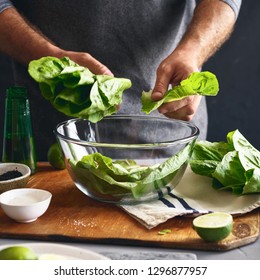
0 163 259 251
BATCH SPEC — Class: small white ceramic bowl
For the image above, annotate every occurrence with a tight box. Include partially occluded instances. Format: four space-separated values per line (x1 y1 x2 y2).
0 163 31 194
0 188 52 223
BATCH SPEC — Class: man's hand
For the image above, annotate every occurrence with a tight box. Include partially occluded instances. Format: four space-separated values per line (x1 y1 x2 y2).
151 0 236 121
63 51 113 76
151 50 200 121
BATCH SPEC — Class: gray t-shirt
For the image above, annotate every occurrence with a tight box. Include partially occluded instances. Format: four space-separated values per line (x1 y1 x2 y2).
0 0 241 160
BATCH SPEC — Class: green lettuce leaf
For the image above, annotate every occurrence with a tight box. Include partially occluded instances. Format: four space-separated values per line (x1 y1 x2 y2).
70 143 192 199
141 71 219 114
28 56 132 122
189 141 232 177
190 129 260 195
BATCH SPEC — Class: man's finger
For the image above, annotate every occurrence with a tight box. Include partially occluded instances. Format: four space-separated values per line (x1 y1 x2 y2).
151 64 172 100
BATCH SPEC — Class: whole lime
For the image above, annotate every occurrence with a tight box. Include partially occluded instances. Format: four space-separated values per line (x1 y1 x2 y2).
0 246 38 260
47 143 66 170
193 212 233 242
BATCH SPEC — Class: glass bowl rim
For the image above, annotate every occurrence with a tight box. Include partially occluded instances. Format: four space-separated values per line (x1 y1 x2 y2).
54 115 200 149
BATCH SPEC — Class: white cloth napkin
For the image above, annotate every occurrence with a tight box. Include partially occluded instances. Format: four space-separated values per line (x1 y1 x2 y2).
121 166 260 229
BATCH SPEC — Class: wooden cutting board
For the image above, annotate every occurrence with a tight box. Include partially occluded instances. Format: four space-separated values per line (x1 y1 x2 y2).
0 163 259 251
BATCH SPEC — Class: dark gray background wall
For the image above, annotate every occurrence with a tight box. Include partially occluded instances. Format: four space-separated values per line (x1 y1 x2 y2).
205 1 260 148
0 1 259 160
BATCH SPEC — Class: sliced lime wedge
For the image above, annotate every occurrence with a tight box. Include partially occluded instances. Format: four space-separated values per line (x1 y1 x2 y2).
193 212 233 242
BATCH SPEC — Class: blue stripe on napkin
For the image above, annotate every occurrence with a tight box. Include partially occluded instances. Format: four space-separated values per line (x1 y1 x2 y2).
168 193 199 213
159 197 176 208
157 186 200 214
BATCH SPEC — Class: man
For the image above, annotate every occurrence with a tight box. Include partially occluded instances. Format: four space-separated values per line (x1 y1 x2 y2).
0 0 241 160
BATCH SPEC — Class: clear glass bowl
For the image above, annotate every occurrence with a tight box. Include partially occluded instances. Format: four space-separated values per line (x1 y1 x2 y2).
55 115 199 205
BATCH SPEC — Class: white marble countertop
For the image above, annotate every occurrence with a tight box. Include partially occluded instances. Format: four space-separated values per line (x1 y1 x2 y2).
0 235 259 260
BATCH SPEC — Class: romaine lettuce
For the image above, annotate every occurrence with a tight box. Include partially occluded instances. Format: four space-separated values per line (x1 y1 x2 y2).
70 143 192 199
28 56 132 123
141 71 219 114
190 129 260 195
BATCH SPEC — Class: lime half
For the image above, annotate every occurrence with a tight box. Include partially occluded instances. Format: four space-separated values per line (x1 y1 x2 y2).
47 143 66 170
193 212 233 242
0 246 38 260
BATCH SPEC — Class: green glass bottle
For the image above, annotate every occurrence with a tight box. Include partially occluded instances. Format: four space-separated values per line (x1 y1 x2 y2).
2 86 37 174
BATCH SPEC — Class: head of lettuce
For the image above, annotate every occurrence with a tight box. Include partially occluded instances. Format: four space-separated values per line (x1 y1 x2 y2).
28 56 132 123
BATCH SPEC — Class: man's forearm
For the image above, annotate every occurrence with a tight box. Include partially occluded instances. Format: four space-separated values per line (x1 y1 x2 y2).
0 7 63 64
174 0 237 68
